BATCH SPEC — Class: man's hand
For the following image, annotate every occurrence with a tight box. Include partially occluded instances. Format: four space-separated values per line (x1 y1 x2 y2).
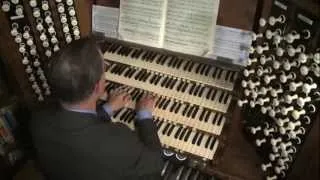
107 88 131 112
136 94 155 112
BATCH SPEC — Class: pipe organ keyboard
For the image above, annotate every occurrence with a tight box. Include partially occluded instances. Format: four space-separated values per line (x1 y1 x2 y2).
102 40 239 163
237 0 320 179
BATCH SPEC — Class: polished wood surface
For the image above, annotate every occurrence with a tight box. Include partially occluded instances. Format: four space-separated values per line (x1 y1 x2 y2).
0 11 34 105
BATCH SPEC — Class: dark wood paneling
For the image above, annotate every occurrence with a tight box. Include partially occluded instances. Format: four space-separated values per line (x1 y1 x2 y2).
0 11 35 105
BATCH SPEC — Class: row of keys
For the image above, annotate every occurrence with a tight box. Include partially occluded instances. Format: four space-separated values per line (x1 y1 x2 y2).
105 82 227 135
103 43 238 91
111 108 219 160
105 63 232 113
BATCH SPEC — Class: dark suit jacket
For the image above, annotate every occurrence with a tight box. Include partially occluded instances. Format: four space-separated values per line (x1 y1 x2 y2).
30 104 163 180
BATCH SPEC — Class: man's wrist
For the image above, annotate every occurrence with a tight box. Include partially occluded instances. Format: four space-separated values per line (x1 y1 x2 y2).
136 109 152 121
103 103 114 117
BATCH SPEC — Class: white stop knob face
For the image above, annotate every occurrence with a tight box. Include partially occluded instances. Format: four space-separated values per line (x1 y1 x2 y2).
314 53 320 63
29 0 37 7
1 2 10 12
300 66 309 76
259 18 266 27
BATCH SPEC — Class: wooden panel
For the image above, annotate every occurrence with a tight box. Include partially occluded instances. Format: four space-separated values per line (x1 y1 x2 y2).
216 0 258 30
208 107 263 180
76 0 93 37
0 10 35 105
287 115 319 180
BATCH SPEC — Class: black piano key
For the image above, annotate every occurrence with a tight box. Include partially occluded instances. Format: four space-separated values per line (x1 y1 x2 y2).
160 55 168 65
125 47 133 56
217 69 223 79
170 78 177 89
192 106 198 119
161 76 169 87
181 82 188 92
136 91 144 101
163 99 171 110
120 109 130 120
205 136 212 148
134 70 142 79
197 133 204 146
184 129 192 142
204 66 211 76
225 70 231 81
127 113 135 123
156 55 164 64
206 88 213 99
212 113 218 124
170 101 177 112
209 138 216 150
158 98 167 108
155 96 163 106
193 85 200 96
217 115 223 125
223 94 230 104
143 72 152 81
186 105 194 118
150 53 158 62
128 69 137 78
192 131 200 144
168 58 174 67
112 44 121 53
149 73 157 83
200 64 207 75
154 75 162 85
176 81 184 91
146 51 154 61
229 71 236 82
198 86 205 97
189 83 196 94
182 104 190 116
188 61 195 72
157 120 164 130
195 63 202 74
171 57 178 68
174 103 182 113
176 59 183 68
204 111 211 122
179 128 187 140
141 51 149 60
117 46 125 55
211 90 217 101
218 91 225 103
113 109 122 118
199 109 206 121
130 49 138 58
162 123 171 134
174 126 183 139
165 78 173 88
107 43 115 52
167 124 175 136
183 61 191 71
212 68 219 78
124 68 132 77
136 49 144 59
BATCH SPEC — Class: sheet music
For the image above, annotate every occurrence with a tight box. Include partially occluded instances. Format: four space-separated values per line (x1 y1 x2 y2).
92 5 119 38
118 0 166 48
207 25 252 66
163 0 219 56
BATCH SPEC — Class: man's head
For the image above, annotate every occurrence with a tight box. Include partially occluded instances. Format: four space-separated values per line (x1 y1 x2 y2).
47 37 105 104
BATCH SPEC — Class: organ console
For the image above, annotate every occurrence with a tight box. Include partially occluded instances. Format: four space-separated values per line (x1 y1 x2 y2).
100 40 239 163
